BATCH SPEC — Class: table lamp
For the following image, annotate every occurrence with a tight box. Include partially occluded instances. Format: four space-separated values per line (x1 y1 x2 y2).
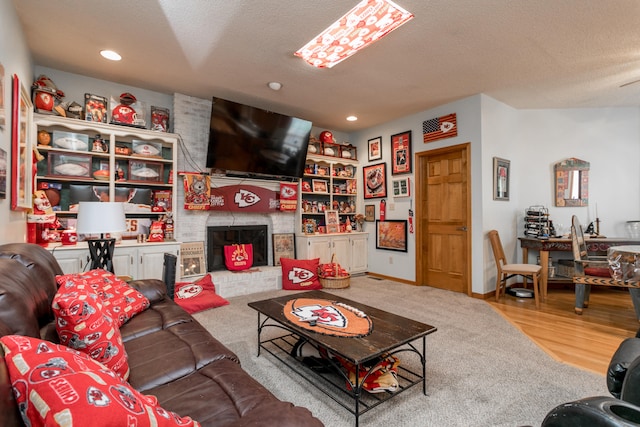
76 201 127 273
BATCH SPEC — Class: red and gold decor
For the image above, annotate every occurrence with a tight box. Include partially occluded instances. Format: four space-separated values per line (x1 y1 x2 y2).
295 0 414 69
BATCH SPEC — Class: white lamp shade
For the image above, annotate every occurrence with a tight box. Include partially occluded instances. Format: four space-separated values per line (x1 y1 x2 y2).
76 202 127 236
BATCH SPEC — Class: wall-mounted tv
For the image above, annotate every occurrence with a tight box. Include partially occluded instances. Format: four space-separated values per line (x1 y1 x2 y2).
206 96 312 180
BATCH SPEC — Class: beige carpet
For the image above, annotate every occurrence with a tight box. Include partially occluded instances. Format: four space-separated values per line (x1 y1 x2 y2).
193 276 608 426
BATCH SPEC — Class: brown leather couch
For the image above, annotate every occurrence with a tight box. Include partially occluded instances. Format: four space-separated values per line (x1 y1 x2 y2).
0 243 323 427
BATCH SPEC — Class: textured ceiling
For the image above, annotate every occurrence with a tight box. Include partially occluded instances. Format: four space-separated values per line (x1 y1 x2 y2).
12 0 640 132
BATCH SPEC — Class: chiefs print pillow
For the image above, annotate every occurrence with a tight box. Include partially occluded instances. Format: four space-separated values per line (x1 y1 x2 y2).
0 335 200 427
280 258 322 290
56 269 150 327
174 275 229 314
52 285 129 380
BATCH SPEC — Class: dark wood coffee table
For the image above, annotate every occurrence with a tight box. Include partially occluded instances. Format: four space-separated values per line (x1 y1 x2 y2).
248 290 437 426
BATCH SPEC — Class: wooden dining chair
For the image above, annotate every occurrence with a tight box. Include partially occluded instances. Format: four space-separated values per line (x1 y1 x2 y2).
488 230 544 308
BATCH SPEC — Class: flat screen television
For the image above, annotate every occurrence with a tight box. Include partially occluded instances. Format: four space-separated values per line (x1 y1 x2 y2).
206 96 313 180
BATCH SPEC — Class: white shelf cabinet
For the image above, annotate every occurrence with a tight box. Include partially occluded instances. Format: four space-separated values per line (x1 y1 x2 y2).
295 233 367 275
32 114 178 239
48 241 180 281
299 154 358 234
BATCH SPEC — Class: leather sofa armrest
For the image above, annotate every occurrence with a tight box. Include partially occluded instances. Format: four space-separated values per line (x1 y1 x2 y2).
127 279 168 304
608 337 640 398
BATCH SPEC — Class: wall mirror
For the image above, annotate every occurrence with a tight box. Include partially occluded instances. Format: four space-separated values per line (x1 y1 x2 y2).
554 158 589 207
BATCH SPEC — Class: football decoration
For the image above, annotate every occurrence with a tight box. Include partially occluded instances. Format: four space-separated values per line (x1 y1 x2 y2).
284 298 373 337
319 130 333 143
32 75 65 113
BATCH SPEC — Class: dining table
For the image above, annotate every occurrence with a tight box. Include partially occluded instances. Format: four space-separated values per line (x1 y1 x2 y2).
518 237 640 291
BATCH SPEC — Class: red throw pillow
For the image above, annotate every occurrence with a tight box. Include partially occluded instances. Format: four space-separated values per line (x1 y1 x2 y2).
174 275 229 314
0 335 200 427
52 285 129 380
280 258 322 290
57 269 150 327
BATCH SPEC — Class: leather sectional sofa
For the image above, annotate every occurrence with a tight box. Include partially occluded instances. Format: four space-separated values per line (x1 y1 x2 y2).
0 242 322 426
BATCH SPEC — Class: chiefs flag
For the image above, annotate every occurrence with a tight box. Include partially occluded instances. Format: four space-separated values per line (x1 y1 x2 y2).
422 113 457 143
279 183 298 211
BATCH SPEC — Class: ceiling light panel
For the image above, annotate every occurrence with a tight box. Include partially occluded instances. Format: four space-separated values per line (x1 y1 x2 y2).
295 0 414 69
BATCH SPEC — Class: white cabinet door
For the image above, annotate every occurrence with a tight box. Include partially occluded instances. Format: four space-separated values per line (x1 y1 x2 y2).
331 236 351 269
52 248 87 274
349 234 368 274
112 247 136 278
308 236 332 264
138 244 180 281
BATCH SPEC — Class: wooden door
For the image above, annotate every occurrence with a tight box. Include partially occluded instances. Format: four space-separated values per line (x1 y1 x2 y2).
416 143 471 294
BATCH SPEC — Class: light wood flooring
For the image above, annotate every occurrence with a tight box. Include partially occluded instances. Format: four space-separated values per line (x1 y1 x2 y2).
487 285 639 376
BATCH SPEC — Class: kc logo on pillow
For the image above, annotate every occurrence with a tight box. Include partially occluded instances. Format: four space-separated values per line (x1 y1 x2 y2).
224 244 253 271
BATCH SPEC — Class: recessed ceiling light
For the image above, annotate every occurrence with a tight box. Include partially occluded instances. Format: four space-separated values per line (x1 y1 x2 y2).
268 81 282 91
100 50 122 61
294 0 414 68
346 116 358 121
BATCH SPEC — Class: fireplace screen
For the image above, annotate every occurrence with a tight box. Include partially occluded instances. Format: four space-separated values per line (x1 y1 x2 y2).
206 225 268 271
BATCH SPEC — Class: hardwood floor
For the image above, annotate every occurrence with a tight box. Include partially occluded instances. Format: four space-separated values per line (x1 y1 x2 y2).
487 285 639 376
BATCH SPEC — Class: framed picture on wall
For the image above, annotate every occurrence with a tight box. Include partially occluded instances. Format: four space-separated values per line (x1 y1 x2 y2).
363 163 387 199
364 204 375 222
376 220 408 252
392 177 410 198
493 157 510 201
391 130 411 175
368 136 382 161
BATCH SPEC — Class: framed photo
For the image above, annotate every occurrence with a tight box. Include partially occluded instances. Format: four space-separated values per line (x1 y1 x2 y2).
391 130 412 175
11 75 33 211
312 179 328 193
392 177 410 198
493 157 510 201
180 241 206 278
368 136 382 161
303 220 317 235
376 220 408 252
363 162 387 199
365 204 375 222
272 233 295 266
325 210 340 234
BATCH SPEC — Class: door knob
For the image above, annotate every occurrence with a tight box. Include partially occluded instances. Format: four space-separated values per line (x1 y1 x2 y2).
457 226 468 231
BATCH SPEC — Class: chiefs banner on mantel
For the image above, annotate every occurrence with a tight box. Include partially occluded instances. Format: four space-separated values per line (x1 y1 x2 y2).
279 183 298 212
209 184 280 213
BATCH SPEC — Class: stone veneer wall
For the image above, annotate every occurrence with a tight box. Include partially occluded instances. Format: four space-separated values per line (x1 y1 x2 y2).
172 93 296 296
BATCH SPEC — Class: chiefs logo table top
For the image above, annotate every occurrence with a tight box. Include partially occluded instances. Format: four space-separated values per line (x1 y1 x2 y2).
284 298 373 337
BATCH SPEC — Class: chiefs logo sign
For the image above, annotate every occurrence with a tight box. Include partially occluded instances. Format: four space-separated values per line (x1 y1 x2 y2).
234 189 261 207
209 184 280 212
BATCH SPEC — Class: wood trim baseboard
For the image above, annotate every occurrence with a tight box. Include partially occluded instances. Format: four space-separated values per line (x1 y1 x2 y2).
366 272 416 286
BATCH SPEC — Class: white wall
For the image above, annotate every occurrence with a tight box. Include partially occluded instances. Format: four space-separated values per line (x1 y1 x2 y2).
349 95 484 290
0 1 33 244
